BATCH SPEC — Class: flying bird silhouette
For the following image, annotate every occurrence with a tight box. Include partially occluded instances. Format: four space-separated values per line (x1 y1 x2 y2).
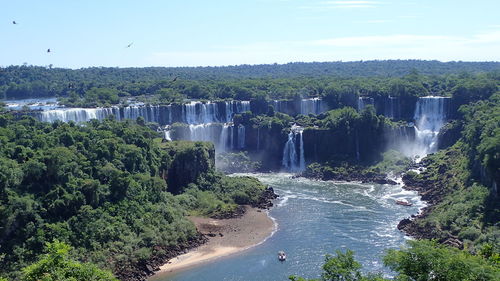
12 21 17 24
47 49 51 53
172 76 178 82
126 42 133 48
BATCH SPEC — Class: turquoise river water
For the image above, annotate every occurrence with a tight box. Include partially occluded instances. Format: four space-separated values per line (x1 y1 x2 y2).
150 173 423 281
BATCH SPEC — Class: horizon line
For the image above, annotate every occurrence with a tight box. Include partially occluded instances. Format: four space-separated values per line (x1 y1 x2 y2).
2 59 500 70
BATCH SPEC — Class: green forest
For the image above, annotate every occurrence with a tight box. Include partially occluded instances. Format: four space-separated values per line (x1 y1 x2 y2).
0 115 267 280
1 61 499 108
0 61 499 280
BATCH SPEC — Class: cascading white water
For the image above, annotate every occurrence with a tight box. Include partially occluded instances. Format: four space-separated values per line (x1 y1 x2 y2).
187 124 223 150
298 130 305 171
225 102 234 122
282 125 305 172
164 130 172 141
167 105 173 124
39 105 165 123
300 98 324 115
122 105 161 123
392 96 449 160
237 101 251 113
412 96 449 158
272 100 283 112
273 98 326 116
385 96 397 119
35 100 252 125
173 123 233 152
357 97 374 111
237 124 246 149
183 101 198 124
181 101 249 125
219 124 230 151
38 107 119 123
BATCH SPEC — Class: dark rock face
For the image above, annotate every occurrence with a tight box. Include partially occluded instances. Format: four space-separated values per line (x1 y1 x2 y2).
164 142 216 194
239 124 288 171
437 120 462 149
253 187 279 209
115 233 208 281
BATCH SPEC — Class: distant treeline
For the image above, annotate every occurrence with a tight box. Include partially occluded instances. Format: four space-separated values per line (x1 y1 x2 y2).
1 60 500 106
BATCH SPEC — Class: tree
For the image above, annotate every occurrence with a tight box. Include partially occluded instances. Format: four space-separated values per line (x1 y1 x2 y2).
384 240 500 281
289 249 387 281
21 240 118 281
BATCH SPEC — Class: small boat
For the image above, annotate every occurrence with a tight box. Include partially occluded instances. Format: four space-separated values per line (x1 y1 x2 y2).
396 200 412 207
278 251 286 261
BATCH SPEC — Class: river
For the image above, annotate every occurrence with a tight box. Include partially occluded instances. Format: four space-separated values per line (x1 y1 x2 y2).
151 173 423 281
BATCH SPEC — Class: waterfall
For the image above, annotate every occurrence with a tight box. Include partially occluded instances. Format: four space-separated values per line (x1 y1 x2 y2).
357 97 374 111
228 125 234 150
164 130 172 141
38 105 169 124
412 96 449 159
122 105 161 123
237 124 246 149
273 98 326 116
298 130 305 171
391 96 449 160
282 125 305 172
300 98 324 115
225 102 234 122
38 107 119 123
171 123 233 152
219 124 231 152
272 100 282 112
180 101 249 125
384 96 397 119
183 102 198 124
237 101 251 113
167 105 173 124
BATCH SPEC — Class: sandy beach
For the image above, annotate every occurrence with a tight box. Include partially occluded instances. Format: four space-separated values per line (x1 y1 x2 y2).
151 206 276 278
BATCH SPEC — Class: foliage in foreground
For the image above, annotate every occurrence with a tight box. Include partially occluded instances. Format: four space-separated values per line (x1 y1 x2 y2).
21 240 118 281
384 240 500 281
289 240 499 281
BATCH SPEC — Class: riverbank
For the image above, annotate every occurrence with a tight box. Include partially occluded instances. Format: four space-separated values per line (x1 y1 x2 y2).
397 152 465 249
150 206 276 279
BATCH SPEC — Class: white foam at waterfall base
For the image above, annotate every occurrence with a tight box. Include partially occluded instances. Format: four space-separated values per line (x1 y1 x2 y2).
395 96 449 161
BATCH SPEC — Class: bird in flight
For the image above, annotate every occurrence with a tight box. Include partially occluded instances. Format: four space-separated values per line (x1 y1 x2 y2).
12 20 17 24
126 42 133 48
172 76 178 82
47 48 51 53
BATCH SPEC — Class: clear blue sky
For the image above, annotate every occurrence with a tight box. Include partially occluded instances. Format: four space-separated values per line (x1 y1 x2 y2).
1 0 499 68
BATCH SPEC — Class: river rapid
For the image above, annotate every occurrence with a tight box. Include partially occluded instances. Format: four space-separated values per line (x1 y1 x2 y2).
152 173 423 281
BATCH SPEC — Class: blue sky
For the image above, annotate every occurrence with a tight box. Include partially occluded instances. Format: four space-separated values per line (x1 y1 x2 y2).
1 0 499 68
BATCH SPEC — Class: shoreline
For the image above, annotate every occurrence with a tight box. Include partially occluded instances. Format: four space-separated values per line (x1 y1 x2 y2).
149 206 276 279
